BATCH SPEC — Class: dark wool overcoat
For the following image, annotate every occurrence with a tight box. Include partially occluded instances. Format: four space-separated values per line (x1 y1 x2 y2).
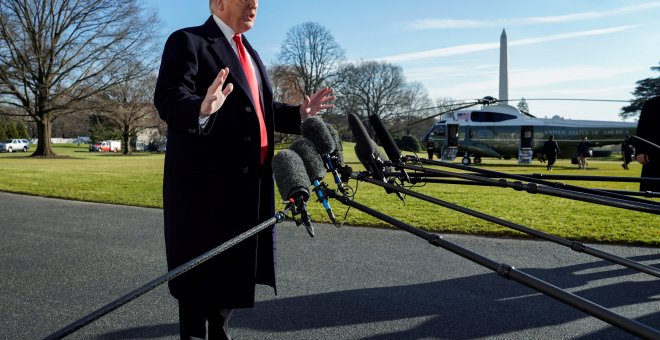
154 17 301 308
636 96 660 192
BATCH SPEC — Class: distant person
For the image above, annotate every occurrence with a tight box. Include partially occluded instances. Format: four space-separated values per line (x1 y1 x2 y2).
576 136 591 169
621 136 634 170
635 96 660 192
542 135 560 170
426 140 435 159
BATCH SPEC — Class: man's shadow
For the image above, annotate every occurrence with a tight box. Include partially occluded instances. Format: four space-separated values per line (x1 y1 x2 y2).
96 254 659 339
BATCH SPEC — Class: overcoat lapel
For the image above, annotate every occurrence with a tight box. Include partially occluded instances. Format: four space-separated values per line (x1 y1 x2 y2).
242 36 274 127
201 18 256 109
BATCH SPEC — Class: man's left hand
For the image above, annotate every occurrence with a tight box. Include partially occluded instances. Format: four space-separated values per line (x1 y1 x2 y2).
300 87 335 120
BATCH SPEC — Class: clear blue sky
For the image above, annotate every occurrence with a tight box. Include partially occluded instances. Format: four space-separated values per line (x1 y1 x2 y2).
144 0 660 122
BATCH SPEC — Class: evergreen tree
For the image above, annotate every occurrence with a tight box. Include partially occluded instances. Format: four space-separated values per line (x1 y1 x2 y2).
0 120 7 140
15 120 28 138
621 63 660 119
6 121 19 138
517 97 530 115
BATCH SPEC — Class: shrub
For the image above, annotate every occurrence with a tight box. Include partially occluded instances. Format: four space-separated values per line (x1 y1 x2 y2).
395 135 421 152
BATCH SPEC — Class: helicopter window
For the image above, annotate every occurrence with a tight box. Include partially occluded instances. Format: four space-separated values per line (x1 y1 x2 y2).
432 124 446 135
471 111 517 122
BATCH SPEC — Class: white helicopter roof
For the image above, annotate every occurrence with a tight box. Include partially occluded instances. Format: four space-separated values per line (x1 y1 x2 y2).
443 104 636 128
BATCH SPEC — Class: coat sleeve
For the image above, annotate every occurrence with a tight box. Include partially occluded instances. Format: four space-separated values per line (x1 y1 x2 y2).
272 102 302 135
635 97 659 157
154 30 205 134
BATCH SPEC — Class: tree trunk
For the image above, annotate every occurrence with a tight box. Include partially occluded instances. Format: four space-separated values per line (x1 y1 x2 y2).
31 115 56 157
122 131 131 155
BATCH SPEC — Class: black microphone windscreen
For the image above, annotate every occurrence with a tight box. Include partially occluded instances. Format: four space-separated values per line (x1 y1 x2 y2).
348 113 389 170
289 138 327 181
369 114 401 162
348 113 376 158
354 144 371 169
326 123 344 166
272 150 311 201
300 116 335 155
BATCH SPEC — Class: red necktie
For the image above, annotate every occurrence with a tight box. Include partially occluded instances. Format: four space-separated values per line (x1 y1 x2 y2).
233 34 268 164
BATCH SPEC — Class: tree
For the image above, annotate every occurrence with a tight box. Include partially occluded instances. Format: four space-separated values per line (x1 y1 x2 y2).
395 81 433 137
5 120 18 138
517 97 530 115
0 119 7 140
90 72 162 155
89 115 121 142
620 63 660 119
275 22 345 98
335 61 436 142
14 120 27 138
335 61 409 125
0 0 159 156
268 64 303 143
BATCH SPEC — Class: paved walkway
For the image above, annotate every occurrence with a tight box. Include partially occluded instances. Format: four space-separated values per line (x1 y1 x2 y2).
1 192 658 339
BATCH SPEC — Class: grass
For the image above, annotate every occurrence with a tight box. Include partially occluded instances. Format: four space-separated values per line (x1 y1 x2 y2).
0 145 164 207
0 143 658 245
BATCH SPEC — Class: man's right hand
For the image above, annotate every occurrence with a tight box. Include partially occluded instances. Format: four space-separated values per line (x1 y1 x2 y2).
637 153 650 165
200 67 234 117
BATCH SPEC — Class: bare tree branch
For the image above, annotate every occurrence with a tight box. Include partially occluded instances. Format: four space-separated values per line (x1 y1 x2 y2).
275 22 345 98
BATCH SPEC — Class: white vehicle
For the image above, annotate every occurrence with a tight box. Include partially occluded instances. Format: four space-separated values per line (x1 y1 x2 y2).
0 139 30 152
99 140 121 152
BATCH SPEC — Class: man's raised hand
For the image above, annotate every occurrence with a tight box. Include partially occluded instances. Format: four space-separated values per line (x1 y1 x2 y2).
200 67 234 117
300 87 335 120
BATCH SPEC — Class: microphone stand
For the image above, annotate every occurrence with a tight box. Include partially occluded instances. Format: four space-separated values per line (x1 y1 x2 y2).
526 173 660 183
393 162 660 215
387 170 660 184
325 189 660 339
351 173 660 279
381 172 660 198
630 135 660 153
44 205 294 340
401 156 660 208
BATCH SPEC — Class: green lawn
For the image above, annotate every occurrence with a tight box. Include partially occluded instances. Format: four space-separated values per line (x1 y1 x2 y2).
0 143 658 245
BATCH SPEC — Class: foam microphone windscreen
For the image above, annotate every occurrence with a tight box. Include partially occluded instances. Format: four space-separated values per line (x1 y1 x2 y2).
289 138 327 181
348 113 376 159
272 150 311 201
369 114 401 162
348 113 389 169
326 123 345 166
300 116 335 155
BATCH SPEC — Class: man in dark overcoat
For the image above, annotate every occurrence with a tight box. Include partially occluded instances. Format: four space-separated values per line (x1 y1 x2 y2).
635 96 660 192
153 0 334 338
542 135 560 170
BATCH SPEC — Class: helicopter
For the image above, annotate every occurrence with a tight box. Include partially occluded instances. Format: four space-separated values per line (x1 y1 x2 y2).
420 96 637 165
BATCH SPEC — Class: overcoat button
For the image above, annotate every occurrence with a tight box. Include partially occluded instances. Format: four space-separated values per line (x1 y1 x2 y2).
244 136 251 142
245 107 252 112
242 167 249 174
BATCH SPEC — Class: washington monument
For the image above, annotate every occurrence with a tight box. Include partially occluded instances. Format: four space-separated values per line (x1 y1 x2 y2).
499 29 508 102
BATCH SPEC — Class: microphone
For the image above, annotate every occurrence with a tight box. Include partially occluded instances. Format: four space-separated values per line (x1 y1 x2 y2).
272 150 314 237
325 123 345 167
369 114 401 162
347 113 405 202
300 116 349 196
289 138 338 225
348 113 389 176
369 114 410 183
